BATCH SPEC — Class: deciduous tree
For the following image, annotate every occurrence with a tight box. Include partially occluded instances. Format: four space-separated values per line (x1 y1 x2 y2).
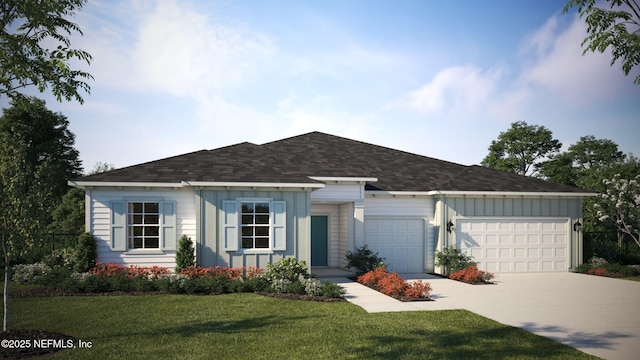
0 97 82 331
0 0 92 103
481 121 561 176
564 0 640 85
594 174 640 248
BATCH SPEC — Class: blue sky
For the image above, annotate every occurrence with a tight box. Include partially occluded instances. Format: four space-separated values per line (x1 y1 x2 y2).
5 0 640 171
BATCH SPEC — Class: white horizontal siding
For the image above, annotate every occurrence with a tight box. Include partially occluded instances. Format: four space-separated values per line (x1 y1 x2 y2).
364 195 433 217
311 184 363 202
89 188 197 268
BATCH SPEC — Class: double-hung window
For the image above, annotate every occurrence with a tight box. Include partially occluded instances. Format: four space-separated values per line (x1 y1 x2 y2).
241 202 270 249
223 199 286 252
128 202 160 249
109 200 176 252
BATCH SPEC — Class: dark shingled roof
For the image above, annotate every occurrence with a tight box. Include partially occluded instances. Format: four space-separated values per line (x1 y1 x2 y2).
75 132 589 193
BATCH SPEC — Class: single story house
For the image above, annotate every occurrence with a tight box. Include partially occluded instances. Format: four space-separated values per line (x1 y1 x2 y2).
69 132 594 274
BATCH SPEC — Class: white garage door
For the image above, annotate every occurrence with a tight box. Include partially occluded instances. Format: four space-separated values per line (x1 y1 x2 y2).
364 218 424 273
456 218 569 273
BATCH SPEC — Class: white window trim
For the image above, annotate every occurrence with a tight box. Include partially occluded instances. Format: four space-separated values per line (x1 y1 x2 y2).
110 197 177 254
240 200 272 252
223 198 286 253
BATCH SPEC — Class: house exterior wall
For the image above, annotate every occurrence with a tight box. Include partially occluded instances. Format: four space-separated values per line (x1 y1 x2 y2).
364 195 436 272
88 187 197 268
310 183 363 202
436 196 584 269
197 189 311 269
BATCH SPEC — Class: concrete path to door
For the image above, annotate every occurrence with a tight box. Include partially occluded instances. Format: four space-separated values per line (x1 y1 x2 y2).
329 273 640 360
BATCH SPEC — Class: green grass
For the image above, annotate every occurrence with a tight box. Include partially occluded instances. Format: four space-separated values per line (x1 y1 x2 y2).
5 292 598 359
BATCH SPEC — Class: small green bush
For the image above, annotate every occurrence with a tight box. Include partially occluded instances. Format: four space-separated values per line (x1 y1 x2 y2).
228 276 270 293
320 281 346 298
284 279 306 295
435 247 476 275
73 232 97 272
575 263 592 273
42 249 75 270
265 257 309 282
175 235 195 272
346 245 385 276
208 274 233 294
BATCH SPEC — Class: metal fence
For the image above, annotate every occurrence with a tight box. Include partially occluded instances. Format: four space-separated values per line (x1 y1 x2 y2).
0 233 80 265
583 231 640 264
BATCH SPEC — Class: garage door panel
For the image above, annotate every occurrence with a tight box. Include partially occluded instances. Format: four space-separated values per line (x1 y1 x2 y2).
456 218 569 273
365 218 424 274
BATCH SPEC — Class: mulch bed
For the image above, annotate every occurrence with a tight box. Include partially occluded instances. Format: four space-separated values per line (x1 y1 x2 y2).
1 329 76 359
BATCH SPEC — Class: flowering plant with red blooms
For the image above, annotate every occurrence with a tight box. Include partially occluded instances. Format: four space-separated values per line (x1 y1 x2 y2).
356 266 388 288
588 267 609 277
89 262 126 277
179 265 260 280
245 266 264 279
357 267 431 300
377 271 408 298
90 263 172 279
127 265 172 280
449 265 494 284
405 281 432 299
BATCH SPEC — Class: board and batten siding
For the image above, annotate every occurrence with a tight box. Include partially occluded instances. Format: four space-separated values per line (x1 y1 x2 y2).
89 188 197 268
364 195 436 272
438 196 584 269
197 189 311 269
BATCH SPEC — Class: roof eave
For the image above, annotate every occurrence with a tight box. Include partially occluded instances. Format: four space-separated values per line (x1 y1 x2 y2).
426 190 597 197
69 180 325 190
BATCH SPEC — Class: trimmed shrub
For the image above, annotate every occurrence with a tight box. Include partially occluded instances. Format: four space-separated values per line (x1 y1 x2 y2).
73 232 97 272
346 245 385 276
320 281 346 298
175 235 195 272
435 247 476 275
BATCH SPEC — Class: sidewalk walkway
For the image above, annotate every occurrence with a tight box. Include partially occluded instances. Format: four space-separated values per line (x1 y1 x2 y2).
328 273 640 360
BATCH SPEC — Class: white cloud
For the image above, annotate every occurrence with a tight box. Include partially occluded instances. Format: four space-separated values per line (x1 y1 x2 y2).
131 1 275 97
389 12 636 124
518 14 630 105
386 65 501 117
77 0 275 98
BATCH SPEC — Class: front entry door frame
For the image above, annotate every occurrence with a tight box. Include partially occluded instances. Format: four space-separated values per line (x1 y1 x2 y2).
311 215 329 267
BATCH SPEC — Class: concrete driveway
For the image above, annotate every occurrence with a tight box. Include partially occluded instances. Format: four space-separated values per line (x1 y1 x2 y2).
334 273 640 360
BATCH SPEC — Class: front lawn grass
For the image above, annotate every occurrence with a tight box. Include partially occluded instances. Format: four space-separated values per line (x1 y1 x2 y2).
6 292 597 359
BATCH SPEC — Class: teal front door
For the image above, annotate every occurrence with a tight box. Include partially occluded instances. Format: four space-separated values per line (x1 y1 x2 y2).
311 216 328 267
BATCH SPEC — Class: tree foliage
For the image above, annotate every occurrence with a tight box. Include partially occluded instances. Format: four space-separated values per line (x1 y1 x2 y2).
0 97 82 330
541 135 625 187
594 174 640 248
564 0 640 85
481 121 561 176
0 0 93 103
